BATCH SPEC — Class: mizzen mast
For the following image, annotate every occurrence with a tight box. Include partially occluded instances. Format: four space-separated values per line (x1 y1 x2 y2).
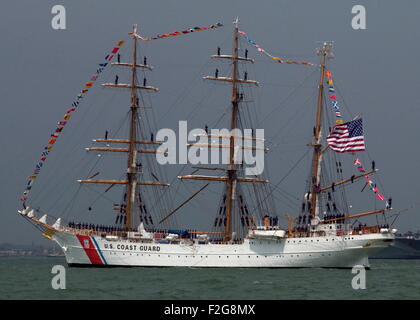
309 42 332 218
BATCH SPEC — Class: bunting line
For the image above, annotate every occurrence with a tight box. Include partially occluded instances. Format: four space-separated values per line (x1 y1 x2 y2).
325 71 344 125
20 40 126 205
326 70 386 203
353 158 385 201
238 30 317 66
131 23 223 41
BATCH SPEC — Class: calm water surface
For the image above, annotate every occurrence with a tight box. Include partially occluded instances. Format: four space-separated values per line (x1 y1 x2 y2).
0 257 419 299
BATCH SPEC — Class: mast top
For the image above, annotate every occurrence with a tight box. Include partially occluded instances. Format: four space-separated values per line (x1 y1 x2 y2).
317 41 334 59
132 24 138 35
233 17 239 28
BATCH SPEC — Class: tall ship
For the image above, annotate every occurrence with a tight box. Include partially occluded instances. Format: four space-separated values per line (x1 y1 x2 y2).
18 21 396 268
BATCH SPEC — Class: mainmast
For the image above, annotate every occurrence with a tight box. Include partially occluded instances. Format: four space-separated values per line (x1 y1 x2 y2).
79 24 168 232
178 18 264 242
309 42 331 218
224 18 240 242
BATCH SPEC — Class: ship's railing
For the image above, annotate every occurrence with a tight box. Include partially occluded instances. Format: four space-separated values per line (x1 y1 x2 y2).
351 225 380 235
209 239 245 245
62 227 128 238
63 226 244 244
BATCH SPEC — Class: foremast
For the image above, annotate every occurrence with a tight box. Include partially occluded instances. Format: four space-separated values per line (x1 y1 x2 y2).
78 25 168 231
309 42 331 218
125 25 140 231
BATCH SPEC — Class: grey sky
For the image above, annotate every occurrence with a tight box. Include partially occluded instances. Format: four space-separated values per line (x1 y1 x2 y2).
1 0 419 246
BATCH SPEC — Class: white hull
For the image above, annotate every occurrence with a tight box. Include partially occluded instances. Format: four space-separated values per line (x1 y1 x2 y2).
52 231 394 268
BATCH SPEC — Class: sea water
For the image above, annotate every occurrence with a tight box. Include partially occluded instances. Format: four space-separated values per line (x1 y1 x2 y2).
0 257 419 299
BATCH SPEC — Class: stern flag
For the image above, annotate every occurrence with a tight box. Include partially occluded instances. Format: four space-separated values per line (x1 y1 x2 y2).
327 118 366 153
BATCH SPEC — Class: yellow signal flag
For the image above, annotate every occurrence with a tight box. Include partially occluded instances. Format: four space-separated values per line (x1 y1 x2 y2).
43 228 57 240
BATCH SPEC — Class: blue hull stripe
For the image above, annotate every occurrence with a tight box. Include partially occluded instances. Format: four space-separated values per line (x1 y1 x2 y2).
91 236 107 265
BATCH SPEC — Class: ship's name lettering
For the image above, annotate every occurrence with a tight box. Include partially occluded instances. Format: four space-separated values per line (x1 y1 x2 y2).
104 243 160 252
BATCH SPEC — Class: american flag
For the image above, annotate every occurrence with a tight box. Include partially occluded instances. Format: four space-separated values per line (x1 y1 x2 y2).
327 118 366 153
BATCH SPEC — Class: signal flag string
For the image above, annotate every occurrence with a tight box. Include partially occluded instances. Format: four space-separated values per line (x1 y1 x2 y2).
20 40 126 207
